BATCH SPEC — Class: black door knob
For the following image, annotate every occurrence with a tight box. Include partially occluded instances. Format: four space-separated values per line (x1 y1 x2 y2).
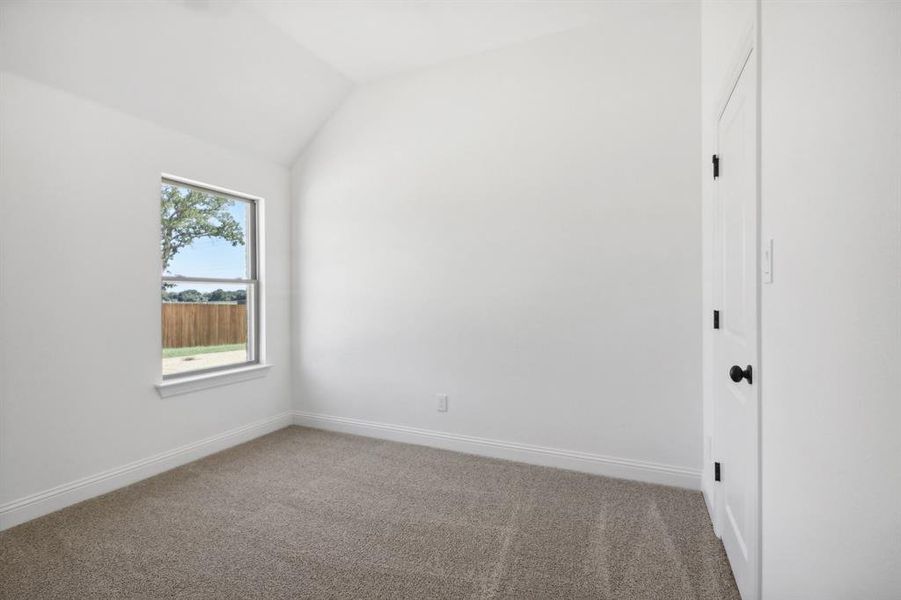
729 365 753 384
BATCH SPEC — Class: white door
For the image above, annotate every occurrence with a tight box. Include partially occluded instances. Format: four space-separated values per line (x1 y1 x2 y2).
713 50 759 600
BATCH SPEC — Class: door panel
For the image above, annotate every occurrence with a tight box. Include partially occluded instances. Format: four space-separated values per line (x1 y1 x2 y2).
714 50 759 600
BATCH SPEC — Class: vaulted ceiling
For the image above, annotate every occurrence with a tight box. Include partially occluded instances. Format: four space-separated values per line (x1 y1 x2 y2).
0 0 352 165
0 0 609 165
244 1 612 83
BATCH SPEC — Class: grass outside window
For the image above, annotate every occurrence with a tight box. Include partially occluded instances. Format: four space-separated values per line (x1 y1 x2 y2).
162 343 246 359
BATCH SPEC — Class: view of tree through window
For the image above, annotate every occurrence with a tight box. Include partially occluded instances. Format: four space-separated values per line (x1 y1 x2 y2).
160 179 258 377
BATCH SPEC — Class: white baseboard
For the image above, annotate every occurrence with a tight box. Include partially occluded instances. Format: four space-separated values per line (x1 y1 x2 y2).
0 410 702 532
0 411 294 531
293 411 701 490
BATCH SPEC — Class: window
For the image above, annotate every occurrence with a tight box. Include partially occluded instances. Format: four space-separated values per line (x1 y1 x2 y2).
160 176 260 378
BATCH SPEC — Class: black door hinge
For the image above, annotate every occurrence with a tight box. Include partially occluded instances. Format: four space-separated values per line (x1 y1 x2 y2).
714 462 722 482
712 154 720 179
713 310 720 330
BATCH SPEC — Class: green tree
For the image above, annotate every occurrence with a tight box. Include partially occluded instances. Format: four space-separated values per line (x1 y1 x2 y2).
207 288 228 302
176 289 204 303
160 184 245 273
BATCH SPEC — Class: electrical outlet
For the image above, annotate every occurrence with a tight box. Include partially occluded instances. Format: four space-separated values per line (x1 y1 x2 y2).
437 394 448 412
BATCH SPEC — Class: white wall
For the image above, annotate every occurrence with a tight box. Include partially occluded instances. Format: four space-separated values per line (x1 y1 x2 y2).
0 73 293 524
759 2 901 597
291 4 703 484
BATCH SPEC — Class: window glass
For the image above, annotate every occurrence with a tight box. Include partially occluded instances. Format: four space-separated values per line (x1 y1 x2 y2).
161 182 252 280
161 283 252 376
160 178 258 378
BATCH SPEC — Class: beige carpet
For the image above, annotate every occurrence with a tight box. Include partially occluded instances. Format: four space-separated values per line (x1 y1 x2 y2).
0 427 739 600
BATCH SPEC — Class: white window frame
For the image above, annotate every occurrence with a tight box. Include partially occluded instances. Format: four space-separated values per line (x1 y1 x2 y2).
156 174 269 397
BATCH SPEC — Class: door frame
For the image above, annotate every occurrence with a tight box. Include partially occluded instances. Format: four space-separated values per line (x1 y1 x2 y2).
706 21 762 600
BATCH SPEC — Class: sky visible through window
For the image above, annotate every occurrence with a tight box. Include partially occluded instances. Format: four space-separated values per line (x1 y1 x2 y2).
165 199 249 293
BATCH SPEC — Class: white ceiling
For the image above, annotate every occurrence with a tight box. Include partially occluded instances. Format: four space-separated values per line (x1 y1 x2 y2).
245 1 612 83
0 0 352 165
0 1 615 164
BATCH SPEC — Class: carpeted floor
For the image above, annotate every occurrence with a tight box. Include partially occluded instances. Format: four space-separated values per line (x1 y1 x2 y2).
0 427 740 599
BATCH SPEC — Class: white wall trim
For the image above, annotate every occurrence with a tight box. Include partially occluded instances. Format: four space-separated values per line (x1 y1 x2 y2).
0 411 294 531
1 409 702 532
293 411 701 490
155 364 272 398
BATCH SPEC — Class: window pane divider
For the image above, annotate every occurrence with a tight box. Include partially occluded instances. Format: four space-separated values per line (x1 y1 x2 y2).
162 276 256 285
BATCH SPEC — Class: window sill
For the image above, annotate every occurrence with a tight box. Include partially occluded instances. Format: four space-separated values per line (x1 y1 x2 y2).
155 364 272 398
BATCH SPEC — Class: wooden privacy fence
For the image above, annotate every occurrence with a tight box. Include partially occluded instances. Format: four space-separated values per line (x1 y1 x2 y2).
162 303 247 348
